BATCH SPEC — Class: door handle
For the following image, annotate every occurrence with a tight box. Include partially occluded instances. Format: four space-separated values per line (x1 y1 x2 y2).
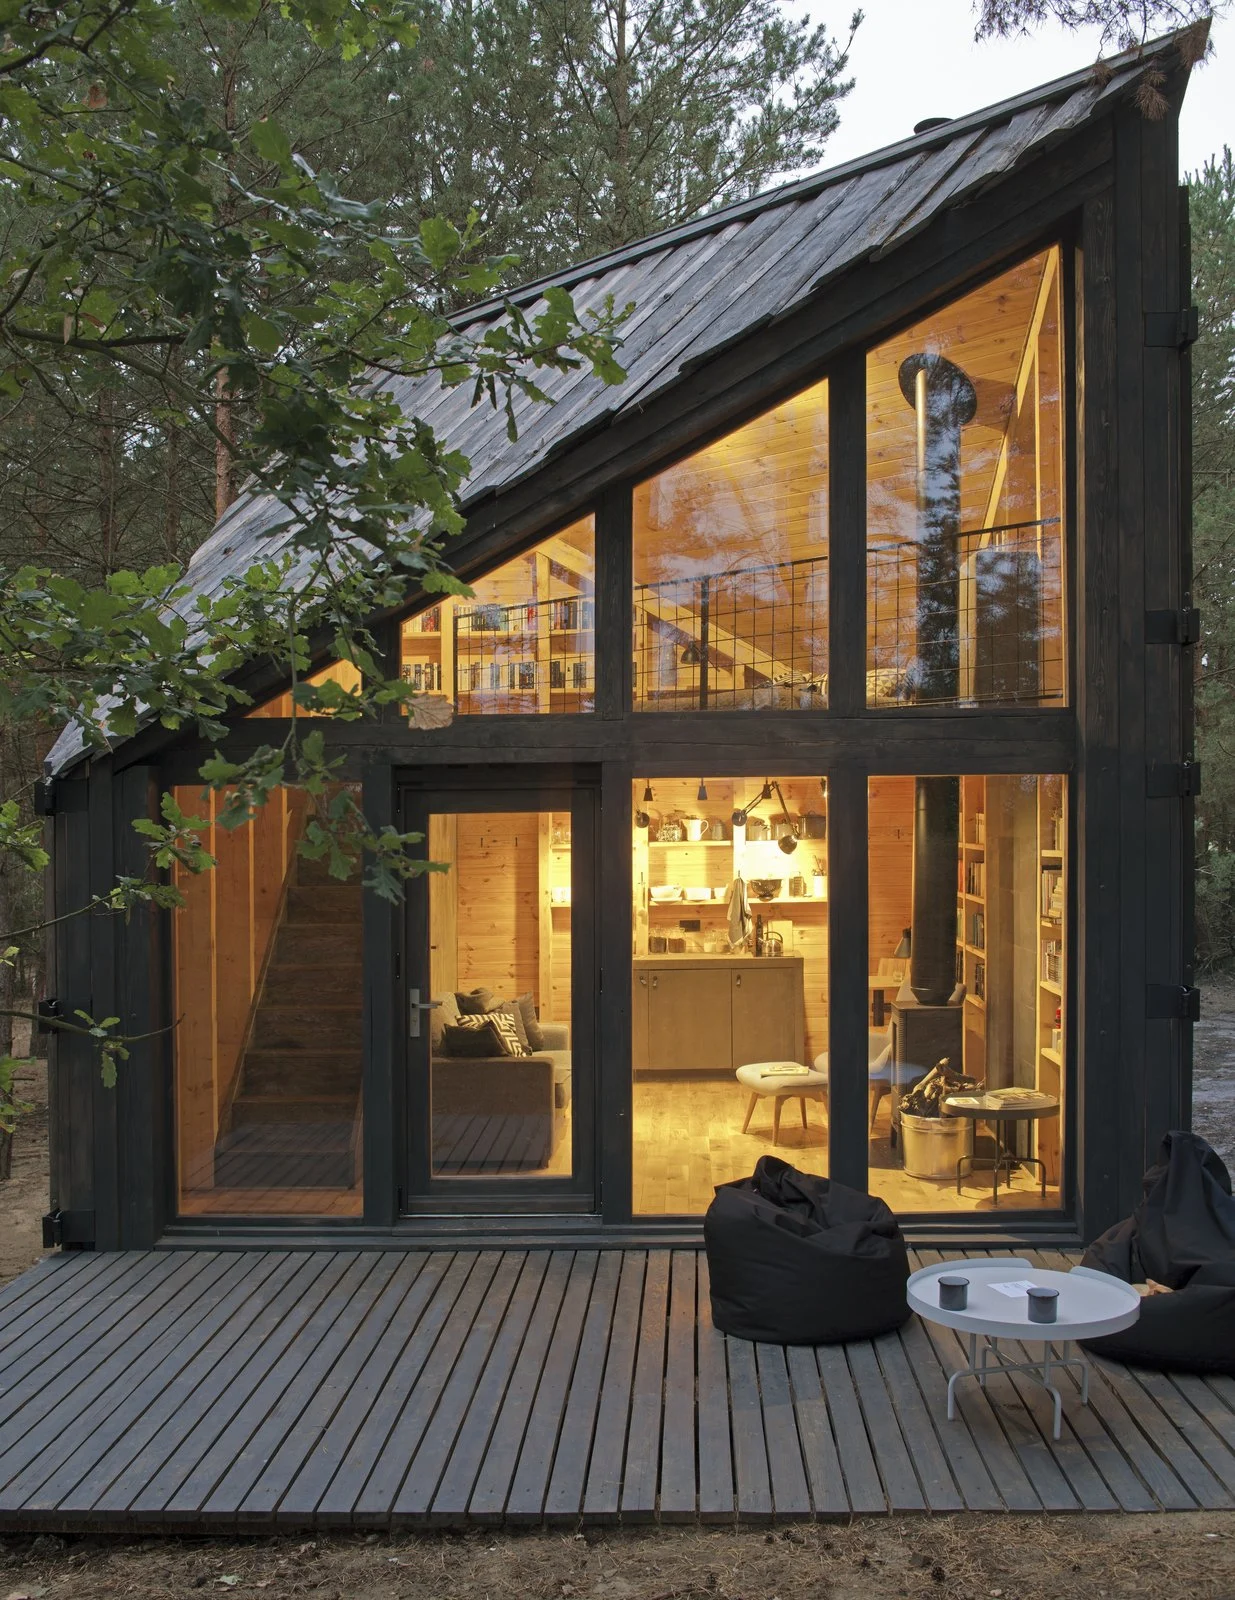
735 973 742 987
408 987 440 1040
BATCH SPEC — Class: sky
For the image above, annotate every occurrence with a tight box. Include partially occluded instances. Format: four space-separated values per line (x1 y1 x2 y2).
796 0 1232 179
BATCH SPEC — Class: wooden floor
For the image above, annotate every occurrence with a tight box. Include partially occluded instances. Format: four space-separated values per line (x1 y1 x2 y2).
1 1245 1232 1531
632 1075 1061 1216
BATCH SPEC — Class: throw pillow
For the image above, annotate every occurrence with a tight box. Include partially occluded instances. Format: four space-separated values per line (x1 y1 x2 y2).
442 1017 503 1058
492 1001 531 1054
455 986 495 1015
514 992 544 1051
487 1008 531 1058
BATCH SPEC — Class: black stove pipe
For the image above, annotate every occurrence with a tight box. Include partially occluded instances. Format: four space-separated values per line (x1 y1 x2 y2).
898 352 977 1006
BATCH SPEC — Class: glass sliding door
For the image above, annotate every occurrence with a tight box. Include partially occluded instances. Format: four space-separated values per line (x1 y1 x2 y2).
401 781 595 1210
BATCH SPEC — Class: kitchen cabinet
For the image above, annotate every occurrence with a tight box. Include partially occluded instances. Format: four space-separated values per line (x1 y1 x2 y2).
632 956 805 1072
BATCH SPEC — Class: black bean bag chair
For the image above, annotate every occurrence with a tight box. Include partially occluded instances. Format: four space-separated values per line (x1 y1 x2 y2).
1080 1130 1235 1374
704 1156 910 1344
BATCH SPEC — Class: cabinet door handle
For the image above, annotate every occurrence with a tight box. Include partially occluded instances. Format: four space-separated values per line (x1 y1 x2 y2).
652 975 658 989
639 974 646 986
735 973 742 987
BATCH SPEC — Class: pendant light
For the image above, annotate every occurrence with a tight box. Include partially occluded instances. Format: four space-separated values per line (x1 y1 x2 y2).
697 780 708 803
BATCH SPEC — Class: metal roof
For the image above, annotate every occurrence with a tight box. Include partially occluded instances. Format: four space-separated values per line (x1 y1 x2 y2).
46 32 1186 776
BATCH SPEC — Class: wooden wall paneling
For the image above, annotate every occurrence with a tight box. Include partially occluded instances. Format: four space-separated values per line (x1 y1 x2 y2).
827 768 869 1192
363 759 398 1225
427 812 459 1000
87 763 120 1250
1076 191 1123 1239
173 787 217 1200
114 767 166 1248
1112 110 1150 1219
1138 106 1188 1144
454 813 539 996
251 790 287 983
537 815 554 1018
868 776 914 961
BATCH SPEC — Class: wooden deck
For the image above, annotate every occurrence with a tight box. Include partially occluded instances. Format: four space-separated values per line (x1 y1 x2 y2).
1 1245 1233 1531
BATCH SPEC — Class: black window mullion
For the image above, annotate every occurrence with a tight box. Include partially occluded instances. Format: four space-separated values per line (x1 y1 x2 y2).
595 483 633 719
827 766 870 1193
828 348 866 717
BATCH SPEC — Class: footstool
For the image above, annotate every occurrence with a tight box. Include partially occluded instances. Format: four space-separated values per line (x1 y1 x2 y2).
736 1061 828 1144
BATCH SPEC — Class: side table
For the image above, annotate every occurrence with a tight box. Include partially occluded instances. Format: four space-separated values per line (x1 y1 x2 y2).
907 1259 1141 1438
942 1089 1060 1204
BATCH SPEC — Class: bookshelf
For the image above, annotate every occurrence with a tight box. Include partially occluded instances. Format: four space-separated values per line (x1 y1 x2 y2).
1036 776 1067 1183
957 776 988 1084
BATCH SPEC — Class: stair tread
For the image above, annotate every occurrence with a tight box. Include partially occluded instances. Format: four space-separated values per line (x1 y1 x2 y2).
216 1122 356 1153
233 1093 358 1107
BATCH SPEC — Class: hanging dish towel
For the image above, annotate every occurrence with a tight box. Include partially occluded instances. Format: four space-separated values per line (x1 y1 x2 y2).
726 875 751 948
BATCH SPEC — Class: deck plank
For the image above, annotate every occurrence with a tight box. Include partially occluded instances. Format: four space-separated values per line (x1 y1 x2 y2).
814 1343 885 1513
893 1318 1001 1511
872 1330 966 1512
659 1251 699 1522
543 1252 623 1524
352 1252 503 1524
620 1250 671 1521
468 1251 574 1523
313 1252 476 1525
239 1255 426 1524
433 1253 552 1526
784 1344 846 1516
393 1253 528 1524
0 1246 1230 1531
8 1254 266 1512
754 1343 812 1519
505 1252 600 1524
727 1333 774 1521
165 1254 385 1524
694 1255 735 1522
130 1254 354 1521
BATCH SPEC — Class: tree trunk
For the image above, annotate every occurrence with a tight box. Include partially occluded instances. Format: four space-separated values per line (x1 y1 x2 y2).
214 62 239 519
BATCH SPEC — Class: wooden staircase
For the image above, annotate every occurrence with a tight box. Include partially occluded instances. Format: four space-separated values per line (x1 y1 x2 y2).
213 853 364 1190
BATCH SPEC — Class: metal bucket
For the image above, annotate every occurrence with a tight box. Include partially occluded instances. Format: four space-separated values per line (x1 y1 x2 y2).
900 1112 973 1181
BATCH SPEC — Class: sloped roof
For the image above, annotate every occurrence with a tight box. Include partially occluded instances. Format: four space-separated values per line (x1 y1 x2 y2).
47 30 1187 776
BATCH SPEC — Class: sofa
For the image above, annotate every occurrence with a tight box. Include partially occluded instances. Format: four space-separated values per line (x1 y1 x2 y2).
430 994 570 1172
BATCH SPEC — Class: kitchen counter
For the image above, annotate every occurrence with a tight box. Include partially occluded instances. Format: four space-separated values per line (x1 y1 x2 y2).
633 953 803 965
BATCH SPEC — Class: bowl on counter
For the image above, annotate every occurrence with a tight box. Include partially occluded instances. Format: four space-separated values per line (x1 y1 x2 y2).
684 886 714 902
749 877 783 900
649 885 682 902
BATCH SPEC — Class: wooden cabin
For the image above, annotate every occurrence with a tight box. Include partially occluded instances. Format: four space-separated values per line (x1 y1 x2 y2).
40 36 1197 1250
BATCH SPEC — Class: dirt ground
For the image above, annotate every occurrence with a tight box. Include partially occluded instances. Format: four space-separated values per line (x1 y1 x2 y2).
0 1515 1234 1600
1 995 1235 1594
1194 973 1235 1170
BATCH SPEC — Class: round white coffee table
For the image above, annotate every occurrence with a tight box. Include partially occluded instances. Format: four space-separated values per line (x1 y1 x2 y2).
907 1259 1141 1438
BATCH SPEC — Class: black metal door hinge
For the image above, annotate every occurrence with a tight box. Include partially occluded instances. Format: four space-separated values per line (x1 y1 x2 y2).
36 997 62 1033
32 777 57 816
1145 607 1201 646
1145 306 1199 347
41 1209 95 1248
1147 761 1201 798
1147 985 1201 1022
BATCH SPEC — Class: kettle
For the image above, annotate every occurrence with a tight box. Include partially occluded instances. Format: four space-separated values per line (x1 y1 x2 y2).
762 930 784 957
